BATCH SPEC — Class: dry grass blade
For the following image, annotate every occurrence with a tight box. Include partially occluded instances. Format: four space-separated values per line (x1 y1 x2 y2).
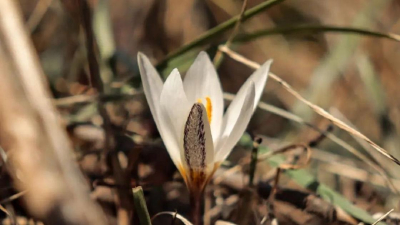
54 94 98 106
152 212 193 225
318 162 400 189
224 93 398 193
0 205 9 217
54 92 143 106
372 209 394 225
26 0 53 31
213 0 248 65
219 46 400 166
215 221 237 225
259 144 312 170
0 191 28 205
330 109 390 165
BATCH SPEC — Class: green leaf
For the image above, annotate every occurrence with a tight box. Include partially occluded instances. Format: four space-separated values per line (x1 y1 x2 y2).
285 169 378 224
133 186 152 225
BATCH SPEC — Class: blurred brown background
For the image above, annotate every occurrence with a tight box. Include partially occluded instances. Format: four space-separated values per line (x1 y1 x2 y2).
1 0 400 224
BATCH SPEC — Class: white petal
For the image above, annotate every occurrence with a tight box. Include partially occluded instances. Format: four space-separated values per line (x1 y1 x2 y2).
157 108 184 169
183 51 224 142
248 59 273 111
137 52 163 126
159 69 192 166
138 53 184 168
217 60 272 148
215 82 256 162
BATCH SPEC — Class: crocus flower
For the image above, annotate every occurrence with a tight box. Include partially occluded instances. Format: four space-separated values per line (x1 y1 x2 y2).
138 52 272 194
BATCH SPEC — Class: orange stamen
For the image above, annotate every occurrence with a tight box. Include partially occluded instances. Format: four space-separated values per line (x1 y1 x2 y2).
196 97 212 123
205 97 212 123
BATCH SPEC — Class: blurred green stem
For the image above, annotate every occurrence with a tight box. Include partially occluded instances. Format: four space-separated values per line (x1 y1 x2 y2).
156 0 285 70
132 187 152 225
233 24 400 43
93 0 116 90
248 137 262 187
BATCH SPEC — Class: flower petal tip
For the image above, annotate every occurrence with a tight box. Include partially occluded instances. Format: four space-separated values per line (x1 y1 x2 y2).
193 51 212 66
164 68 184 89
170 68 181 76
137 51 144 58
137 52 151 71
260 59 273 71
198 51 208 57
265 58 274 64
137 52 148 64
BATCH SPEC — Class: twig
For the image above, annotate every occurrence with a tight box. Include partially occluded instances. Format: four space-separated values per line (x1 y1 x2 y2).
4 204 16 225
55 94 97 106
26 0 53 31
0 191 28 205
268 167 282 203
152 212 193 225
171 211 178 225
0 205 10 217
219 46 400 166
372 209 394 225
308 125 333 147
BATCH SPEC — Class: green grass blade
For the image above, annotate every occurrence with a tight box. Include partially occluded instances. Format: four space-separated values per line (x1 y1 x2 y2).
156 23 400 78
285 169 379 224
271 153 379 224
156 0 285 71
233 24 400 43
133 186 152 225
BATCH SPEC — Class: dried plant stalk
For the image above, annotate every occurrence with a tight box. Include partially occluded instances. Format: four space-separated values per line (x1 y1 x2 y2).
0 0 107 224
219 46 400 166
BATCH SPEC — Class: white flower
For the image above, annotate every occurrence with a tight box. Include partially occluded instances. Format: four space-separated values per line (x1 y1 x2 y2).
138 51 272 192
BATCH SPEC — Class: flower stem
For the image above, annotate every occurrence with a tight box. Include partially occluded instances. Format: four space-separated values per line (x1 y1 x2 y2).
190 191 204 225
